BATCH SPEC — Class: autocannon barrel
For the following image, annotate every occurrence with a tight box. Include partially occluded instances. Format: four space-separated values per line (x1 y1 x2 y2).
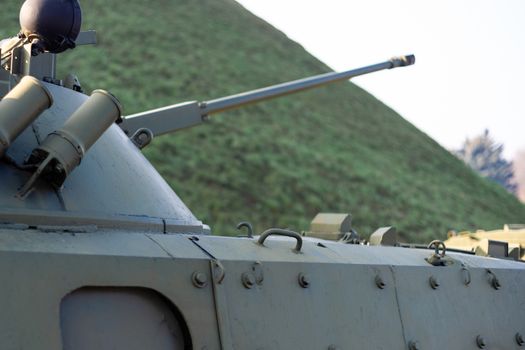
120 55 414 138
202 55 414 115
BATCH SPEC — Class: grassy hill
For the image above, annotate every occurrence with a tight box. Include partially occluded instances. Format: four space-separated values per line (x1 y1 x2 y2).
2 0 524 242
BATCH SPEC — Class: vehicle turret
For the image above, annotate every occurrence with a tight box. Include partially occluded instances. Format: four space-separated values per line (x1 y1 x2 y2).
0 0 413 234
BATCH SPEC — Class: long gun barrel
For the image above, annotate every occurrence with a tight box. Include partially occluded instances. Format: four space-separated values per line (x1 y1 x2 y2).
120 55 415 138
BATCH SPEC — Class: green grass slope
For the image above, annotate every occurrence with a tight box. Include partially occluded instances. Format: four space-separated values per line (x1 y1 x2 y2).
2 0 524 242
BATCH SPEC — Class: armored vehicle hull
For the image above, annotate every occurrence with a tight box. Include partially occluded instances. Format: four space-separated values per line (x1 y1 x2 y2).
1 225 524 349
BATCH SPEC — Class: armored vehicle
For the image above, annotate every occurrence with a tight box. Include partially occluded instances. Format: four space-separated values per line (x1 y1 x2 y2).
0 1 524 349
445 224 525 261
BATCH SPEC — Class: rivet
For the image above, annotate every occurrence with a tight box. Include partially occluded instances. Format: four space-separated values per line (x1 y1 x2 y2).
191 272 208 288
429 276 440 289
476 335 486 349
298 273 310 288
375 275 386 289
241 272 256 289
408 340 420 350
516 333 525 346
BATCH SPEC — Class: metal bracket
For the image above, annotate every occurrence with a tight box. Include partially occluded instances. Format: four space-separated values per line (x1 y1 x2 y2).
120 101 203 137
130 128 154 149
425 240 454 266
211 259 225 285
76 31 97 46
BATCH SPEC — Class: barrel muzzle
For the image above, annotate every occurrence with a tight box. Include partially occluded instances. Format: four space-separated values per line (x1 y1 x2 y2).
390 54 416 68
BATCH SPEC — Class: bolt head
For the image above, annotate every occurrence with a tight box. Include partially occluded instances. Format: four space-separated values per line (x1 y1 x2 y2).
491 276 501 290
251 261 264 285
192 272 208 288
476 335 486 349
429 276 440 289
242 272 256 289
461 267 471 286
516 333 525 346
298 273 310 288
375 275 386 289
408 340 420 350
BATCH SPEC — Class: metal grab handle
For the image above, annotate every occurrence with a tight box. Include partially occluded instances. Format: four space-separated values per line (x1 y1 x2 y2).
257 228 303 253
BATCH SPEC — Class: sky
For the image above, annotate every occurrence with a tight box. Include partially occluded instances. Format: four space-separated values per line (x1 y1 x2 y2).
235 0 525 160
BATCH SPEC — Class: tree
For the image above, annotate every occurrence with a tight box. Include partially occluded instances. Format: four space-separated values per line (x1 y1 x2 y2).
514 150 525 202
456 130 517 194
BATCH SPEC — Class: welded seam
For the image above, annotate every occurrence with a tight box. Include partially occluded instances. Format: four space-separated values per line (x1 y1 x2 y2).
146 235 226 348
188 238 231 350
145 234 175 259
189 238 217 259
390 265 408 346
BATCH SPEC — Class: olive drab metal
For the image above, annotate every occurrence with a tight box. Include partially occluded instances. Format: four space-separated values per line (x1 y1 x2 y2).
0 1 524 349
0 76 53 156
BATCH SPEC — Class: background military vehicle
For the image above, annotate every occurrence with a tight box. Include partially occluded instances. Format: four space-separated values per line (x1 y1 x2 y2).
0 0 524 349
445 224 525 261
